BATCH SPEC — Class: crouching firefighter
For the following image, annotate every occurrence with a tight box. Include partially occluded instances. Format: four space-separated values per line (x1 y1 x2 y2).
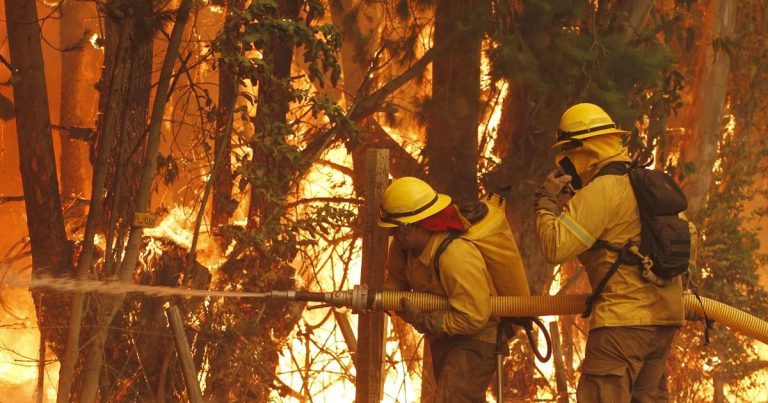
534 103 691 402
378 177 531 402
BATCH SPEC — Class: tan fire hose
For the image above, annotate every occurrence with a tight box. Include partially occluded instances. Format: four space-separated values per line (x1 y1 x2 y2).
376 290 768 344
376 289 768 402
23 277 768 344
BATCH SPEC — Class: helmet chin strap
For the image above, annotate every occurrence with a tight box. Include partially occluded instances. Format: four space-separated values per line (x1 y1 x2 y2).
558 157 583 190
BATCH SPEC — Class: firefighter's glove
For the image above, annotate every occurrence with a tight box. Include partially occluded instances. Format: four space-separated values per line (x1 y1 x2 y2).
398 297 446 337
534 171 573 213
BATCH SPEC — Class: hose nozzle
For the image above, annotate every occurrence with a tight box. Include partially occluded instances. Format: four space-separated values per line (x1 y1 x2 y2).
267 285 377 313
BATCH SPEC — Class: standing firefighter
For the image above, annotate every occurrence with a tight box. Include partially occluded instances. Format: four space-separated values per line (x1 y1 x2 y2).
534 103 686 402
379 177 529 402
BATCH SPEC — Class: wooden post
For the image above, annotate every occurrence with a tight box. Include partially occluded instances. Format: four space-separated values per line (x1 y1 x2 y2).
166 305 204 403
355 149 389 403
550 321 569 403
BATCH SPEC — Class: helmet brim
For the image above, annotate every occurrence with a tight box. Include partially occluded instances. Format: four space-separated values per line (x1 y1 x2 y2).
377 193 452 228
552 128 627 148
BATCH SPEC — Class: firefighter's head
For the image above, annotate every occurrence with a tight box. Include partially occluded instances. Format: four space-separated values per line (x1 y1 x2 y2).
378 177 451 250
554 103 628 189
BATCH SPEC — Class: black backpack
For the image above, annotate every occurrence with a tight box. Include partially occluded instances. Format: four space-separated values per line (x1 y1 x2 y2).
582 160 691 317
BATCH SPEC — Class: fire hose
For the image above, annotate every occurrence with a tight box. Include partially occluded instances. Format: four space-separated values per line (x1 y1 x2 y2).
22 278 768 343
257 286 768 343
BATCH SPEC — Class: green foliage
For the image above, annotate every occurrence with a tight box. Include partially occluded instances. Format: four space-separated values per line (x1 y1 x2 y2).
215 0 342 89
488 0 676 132
220 203 357 270
211 0 352 258
200 2 358 397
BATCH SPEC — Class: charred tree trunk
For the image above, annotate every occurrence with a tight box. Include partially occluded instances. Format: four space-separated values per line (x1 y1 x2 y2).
426 0 486 204
98 0 154 272
58 0 101 198
247 0 300 232
484 85 553 295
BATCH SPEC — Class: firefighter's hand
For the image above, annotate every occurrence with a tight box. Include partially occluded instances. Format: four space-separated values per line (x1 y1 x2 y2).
398 297 445 336
534 171 573 213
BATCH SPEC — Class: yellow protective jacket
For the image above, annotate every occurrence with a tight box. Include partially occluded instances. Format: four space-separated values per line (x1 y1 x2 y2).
535 162 685 330
384 197 530 343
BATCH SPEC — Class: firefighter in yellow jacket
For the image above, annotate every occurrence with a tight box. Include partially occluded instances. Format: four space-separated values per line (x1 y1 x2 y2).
379 176 529 402
534 103 684 402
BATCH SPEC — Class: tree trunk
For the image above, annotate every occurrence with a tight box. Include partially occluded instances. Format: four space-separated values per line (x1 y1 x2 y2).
621 0 654 40
58 0 100 197
204 1 305 400
247 0 301 231
485 85 553 294
211 0 243 236
426 0 486 204
98 0 154 270
678 0 737 217
4 1 75 396
4 0 71 277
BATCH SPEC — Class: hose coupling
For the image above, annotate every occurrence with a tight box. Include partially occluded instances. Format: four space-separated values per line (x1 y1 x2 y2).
324 285 377 313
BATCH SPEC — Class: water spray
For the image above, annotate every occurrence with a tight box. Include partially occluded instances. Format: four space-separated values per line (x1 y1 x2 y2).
12 276 768 344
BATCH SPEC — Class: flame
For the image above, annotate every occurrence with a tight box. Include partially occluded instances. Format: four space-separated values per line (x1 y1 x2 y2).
0 270 60 402
272 145 420 401
274 145 360 399
88 33 102 50
144 205 226 269
712 112 736 177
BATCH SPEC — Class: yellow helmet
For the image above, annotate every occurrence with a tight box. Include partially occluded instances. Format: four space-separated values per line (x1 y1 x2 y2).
553 103 627 148
377 177 451 228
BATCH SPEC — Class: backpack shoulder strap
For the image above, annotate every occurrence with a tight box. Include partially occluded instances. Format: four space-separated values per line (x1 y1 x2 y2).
582 159 654 317
593 161 631 180
582 241 641 317
433 200 488 278
433 231 462 279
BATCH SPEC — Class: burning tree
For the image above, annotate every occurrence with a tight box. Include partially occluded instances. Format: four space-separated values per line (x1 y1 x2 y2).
2 0 768 402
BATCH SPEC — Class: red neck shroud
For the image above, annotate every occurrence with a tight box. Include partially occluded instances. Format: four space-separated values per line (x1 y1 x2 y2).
416 205 470 233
